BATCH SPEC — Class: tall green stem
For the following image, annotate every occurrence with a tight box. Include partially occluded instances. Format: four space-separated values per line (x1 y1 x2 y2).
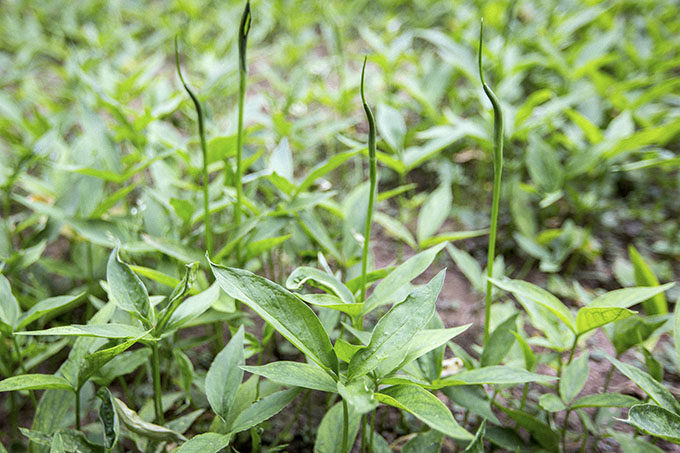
175 38 212 256
360 57 377 304
235 0 251 264
342 399 349 453
151 342 164 424
478 20 504 346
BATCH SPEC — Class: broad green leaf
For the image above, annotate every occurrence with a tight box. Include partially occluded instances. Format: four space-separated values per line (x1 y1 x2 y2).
605 353 680 414
443 385 500 425
337 378 376 415
164 282 220 333
539 393 567 412
314 402 360 453
376 102 406 153
376 385 472 440
490 278 575 332
576 307 636 335
402 429 444 453
612 315 667 355
210 261 338 375
295 149 361 195
621 404 680 444
0 374 72 392
77 335 144 389
175 433 231 453
286 267 355 304
245 235 292 261
349 270 444 379
17 324 147 339
228 388 300 434
560 353 589 403
16 293 86 331
374 212 417 250
298 294 363 319
447 244 483 292
571 393 639 409
436 366 556 387
296 211 343 263
50 432 64 453
0 274 19 331
463 419 486 453
610 432 665 453
510 331 536 371
629 246 668 315
113 397 186 442
417 184 452 244
335 338 362 363
481 314 518 367
96 388 119 450
241 361 337 393
206 326 245 422
363 243 446 314
587 283 674 309
106 247 153 325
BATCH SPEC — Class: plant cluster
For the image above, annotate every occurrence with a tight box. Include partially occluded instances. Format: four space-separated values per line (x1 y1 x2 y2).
1 0 679 452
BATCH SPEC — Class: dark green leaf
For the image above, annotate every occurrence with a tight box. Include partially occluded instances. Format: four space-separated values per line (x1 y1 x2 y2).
481 314 518 367
228 388 300 434
242 361 336 393
96 388 119 450
621 403 680 444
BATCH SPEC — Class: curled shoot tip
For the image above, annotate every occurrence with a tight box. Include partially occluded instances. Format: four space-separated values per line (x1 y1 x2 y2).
478 19 485 86
239 0 252 72
360 56 368 105
174 37 188 88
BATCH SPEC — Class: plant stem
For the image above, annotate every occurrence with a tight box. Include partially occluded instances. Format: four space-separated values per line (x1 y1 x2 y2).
478 20 504 346
151 342 164 424
561 409 571 453
359 56 377 304
235 0 251 265
12 335 37 408
567 335 579 365
519 383 529 410
342 399 349 453
370 408 376 453
75 388 81 430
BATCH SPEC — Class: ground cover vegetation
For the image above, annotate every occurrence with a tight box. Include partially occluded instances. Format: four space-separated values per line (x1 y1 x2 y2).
1 0 679 451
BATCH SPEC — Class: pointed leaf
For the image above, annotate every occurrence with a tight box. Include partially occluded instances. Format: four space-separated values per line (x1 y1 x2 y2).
228 388 300 434
17 324 147 339
77 335 145 389
463 419 486 453
588 283 674 309
176 433 231 453
16 293 86 331
621 403 680 444
113 397 186 442
576 307 636 335
560 353 589 403
0 274 19 331
571 393 639 409
286 267 354 304
96 388 119 450
0 374 72 392
206 326 245 422
241 361 337 393
481 314 518 367
629 246 668 314
314 402 360 453
106 247 153 325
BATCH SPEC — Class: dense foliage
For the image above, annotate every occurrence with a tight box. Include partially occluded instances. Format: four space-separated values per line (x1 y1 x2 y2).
1 0 679 451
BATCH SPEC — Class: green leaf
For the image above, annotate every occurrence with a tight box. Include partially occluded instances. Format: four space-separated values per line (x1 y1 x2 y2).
376 385 472 440
298 294 364 319
621 404 680 444
629 246 668 315
335 338 362 363
419 229 488 249
314 402 360 453
539 393 567 412
417 184 452 244
348 270 444 379
436 366 556 387
402 429 444 453
481 314 518 367
376 102 406 153
0 374 72 392
463 419 486 453
496 405 558 450
96 388 119 450
510 331 536 371
571 393 639 409
50 432 64 453
286 267 355 304
17 324 148 339
210 261 338 375
295 149 361 195
77 335 144 390
113 397 186 443
164 282 220 333
241 361 337 393
175 433 231 453
374 212 417 250
605 353 680 414
587 283 674 309
206 326 245 422
363 243 446 314
228 388 300 434
490 278 575 332
0 274 19 331
443 385 500 425
576 306 636 335
155 262 198 333
337 378 377 415
106 247 153 325
16 293 85 331
447 244 483 292
560 353 589 403
612 315 666 356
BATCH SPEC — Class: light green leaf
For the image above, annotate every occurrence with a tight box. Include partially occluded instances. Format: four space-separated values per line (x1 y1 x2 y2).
106 247 153 325
50 432 64 453
349 270 444 379
206 326 244 422
510 331 536 371
77 335 144 390
376 102 406 153
419 229 488 249
489 278 575 332
560 353 589 403
286 267 355 304
210 261 338 375
337 378 376 415
228 388 300 434
241 361 337 393
539 393 566 412
443 385 500 425
463 419 486 453
621 404 680 444
363 243 446 314
0 374 72 392
0 274 19 331
113 397 186 443
376 385 472 440
175 433 231 453
605 353 680 414
298 294 363 319
295 149 361 195
314 402 360 453
164 282 220 333
587 283 674 309
402 429 444 453
335 338 362 363
629 246 668 315
576 307 636 335
436 366 556 387
417 184 452 244
481 314 518 367
17 324 148 339
374 212 417 250
16 293 86 331
571 393 639 409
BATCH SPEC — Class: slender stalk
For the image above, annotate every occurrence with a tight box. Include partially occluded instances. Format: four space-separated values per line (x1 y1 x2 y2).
359 56 377 304
342 399 349 453
75 388 81 430
561 409 571 453
151 342 164 424
235 0 251 264
519 383 529 410
369 409 376 453
567 335 579 365
361 414 367 453
175 37 212 256
478 19 504 346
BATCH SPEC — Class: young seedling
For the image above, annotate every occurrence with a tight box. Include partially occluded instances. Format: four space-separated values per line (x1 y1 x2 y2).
175 37 213 257
234 0 252 263
478 19 504 346
359 56 377 306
